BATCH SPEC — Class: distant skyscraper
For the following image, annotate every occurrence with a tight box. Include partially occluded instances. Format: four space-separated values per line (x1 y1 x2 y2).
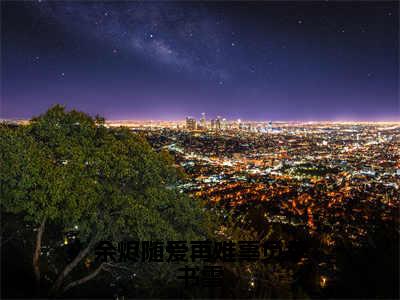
222 118 227 130
186 116 197 130
215 116 222 131
200 112 206 129
236 118 241 130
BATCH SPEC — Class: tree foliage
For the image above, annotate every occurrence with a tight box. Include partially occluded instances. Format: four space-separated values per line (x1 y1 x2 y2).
1 105 209 295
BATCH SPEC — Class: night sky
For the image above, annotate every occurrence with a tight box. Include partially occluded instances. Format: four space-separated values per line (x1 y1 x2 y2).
2 1 399 121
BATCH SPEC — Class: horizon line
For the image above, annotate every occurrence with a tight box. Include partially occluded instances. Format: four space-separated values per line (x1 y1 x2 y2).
2 117 400 124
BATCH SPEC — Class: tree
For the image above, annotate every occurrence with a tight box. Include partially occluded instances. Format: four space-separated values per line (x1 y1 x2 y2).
1 105 209 296
0 123 57 289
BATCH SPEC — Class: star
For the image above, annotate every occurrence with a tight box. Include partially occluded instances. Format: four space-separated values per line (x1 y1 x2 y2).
297 19 303 24
61 72 65 77
149 33 154 38
231 42 236 47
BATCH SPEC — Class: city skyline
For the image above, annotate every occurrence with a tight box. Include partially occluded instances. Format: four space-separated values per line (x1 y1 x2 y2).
2 1 399 121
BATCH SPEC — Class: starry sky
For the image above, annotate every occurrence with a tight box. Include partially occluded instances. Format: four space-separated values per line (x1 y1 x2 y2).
1 1 399 121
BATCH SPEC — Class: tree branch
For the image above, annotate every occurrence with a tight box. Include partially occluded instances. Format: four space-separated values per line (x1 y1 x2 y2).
62 263 104 293
50 237 97 295
33 216 46 290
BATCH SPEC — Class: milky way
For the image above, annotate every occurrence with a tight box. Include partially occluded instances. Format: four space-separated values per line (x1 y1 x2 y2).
37 2 230 80
2 1 399 120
